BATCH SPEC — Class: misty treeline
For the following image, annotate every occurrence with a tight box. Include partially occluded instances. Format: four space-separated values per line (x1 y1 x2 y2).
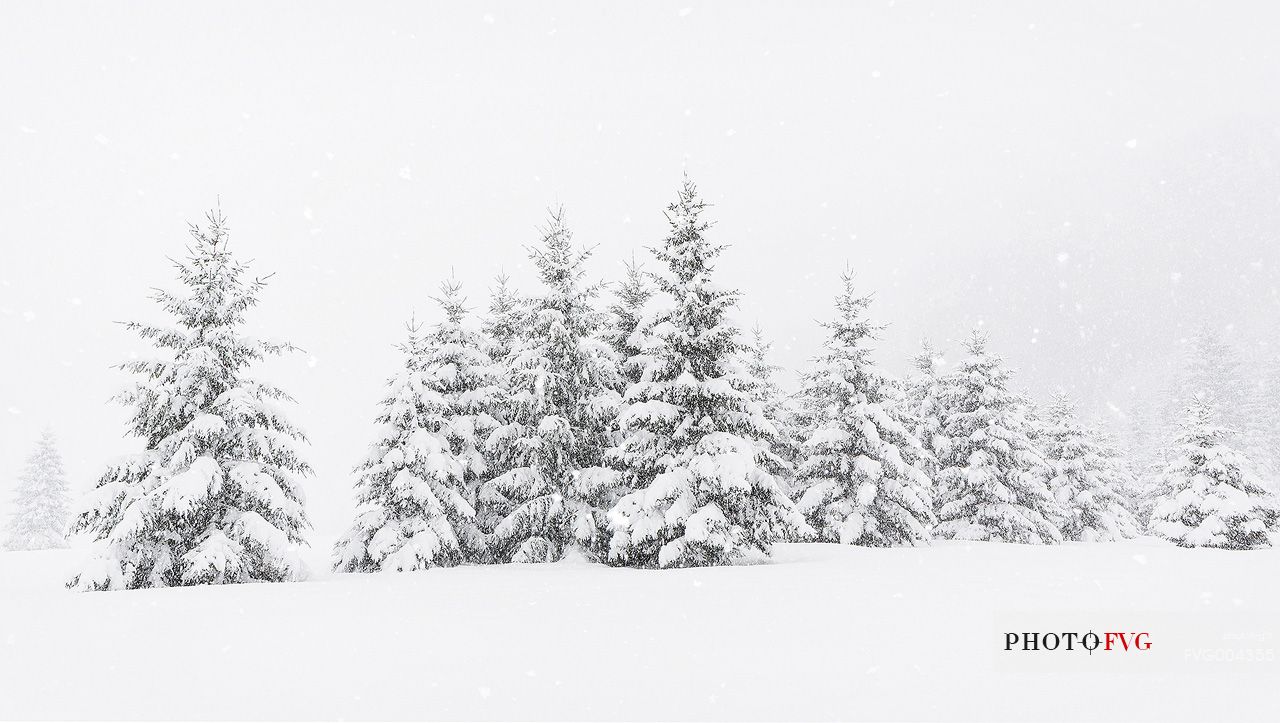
9 178 1277 589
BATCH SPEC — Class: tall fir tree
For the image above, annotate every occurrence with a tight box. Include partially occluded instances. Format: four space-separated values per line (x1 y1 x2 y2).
333 282 499 572
69 210 311 590
607 178 807 568
479 210 624 563
1150 396 1279 549
4 429 72 551
1038 394 1140 542
933 331 1063 544
793 274 934 546
603 256 655 391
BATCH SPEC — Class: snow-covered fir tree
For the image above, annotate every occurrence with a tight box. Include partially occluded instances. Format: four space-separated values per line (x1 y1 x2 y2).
932 331 1063 544
68 209 311 590
333 282 500 572
481 272 527 365
1149 395 1279 549
905 339 947 487
603 256 654 391
3 429 72 551
793 274 934 546
1037 394 1139 542
1094 427 1150 527
607 178 807 567
479 210 624 563
475 272 529 521
743 324 802 483
1162 325 1278 495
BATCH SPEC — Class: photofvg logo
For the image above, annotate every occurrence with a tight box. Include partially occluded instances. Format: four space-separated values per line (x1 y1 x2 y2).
992 613 1276 674
1003 631 1151 654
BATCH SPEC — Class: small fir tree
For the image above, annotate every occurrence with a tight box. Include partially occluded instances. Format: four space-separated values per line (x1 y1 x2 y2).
603 256 655 391
481 273 527 366
334 281 500 572
475 273 529 525
743 325 803 482
932 331 1062 544
1038 394 1140 542
905 339 947 491
793 274 935 546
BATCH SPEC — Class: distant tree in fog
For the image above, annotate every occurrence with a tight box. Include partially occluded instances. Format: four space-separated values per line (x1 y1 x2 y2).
4 429 71 551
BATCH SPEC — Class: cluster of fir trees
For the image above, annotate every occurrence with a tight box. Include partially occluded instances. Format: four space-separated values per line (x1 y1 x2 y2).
49 179 1280 591
332 181 1278 570
787 286 1139 548
816 318 1277 551
333 184 807 571
800 311 1279 551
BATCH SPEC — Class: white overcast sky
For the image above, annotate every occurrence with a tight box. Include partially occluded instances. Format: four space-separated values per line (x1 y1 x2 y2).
3 1 1279 535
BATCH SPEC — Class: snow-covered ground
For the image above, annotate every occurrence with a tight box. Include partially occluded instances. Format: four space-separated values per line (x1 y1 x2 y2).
1 539 1276 721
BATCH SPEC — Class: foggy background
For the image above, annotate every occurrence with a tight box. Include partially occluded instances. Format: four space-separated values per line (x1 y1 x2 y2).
3 1 1279 537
